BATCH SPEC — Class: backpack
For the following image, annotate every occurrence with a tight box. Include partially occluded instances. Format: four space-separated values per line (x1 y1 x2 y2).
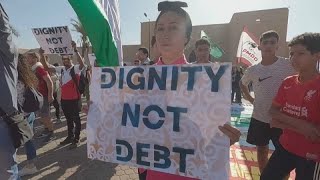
69 66 87 95
22 87 44 113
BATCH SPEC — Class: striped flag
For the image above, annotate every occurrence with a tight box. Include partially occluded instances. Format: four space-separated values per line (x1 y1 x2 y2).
236 27 262 66
98 0 123 63
69 0 122 67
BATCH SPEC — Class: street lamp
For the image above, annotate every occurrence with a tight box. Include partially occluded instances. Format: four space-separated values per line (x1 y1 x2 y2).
144 13 151 58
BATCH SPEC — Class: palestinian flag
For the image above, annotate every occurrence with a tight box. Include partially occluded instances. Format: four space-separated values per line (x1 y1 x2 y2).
68 0 123 67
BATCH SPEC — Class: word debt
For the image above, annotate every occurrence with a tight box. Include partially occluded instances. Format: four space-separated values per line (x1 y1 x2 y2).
49 47 69 54
100 65 229 92
116 140 195 173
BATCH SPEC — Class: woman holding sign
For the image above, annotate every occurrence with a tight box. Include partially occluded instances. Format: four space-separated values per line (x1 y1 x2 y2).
138 1 241 180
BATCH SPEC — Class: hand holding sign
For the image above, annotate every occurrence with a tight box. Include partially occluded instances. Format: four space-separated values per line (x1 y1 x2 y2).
219 124 241 145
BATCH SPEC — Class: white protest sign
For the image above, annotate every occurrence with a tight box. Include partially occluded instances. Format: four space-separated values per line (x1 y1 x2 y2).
87 63 231 179
32 26 73 55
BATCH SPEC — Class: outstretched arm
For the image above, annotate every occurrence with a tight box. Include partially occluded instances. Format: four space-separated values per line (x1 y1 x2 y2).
39 48 56 73
72 41 85 70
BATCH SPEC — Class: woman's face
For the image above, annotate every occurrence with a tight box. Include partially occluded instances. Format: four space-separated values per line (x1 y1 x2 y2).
155 11 187 57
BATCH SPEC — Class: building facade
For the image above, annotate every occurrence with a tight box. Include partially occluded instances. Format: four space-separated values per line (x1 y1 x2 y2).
124 8 289 65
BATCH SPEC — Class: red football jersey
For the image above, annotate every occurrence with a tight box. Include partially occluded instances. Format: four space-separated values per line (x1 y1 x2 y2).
273 75 320 162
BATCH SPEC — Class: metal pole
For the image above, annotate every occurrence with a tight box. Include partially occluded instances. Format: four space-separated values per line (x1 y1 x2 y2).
144 13 151 58
148 19 151 58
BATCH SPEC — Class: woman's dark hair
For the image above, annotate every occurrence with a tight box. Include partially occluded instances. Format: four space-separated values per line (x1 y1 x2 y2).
18 54 38 88
155 1 192 46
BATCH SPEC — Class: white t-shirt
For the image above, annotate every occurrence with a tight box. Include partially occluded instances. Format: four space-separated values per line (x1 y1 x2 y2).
241 57 296 123
54 64 84 100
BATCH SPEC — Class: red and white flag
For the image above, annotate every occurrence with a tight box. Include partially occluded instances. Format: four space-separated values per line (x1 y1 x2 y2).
236 27 262 66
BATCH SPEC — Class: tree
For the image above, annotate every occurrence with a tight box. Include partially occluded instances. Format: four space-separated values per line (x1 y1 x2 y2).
70 18 90 58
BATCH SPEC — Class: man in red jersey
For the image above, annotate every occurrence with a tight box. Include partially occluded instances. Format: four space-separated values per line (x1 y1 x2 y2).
261 33 320 180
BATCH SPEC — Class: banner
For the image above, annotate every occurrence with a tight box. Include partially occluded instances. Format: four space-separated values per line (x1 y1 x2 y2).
32 26 73 55
236 27 262 66
87 63 231 179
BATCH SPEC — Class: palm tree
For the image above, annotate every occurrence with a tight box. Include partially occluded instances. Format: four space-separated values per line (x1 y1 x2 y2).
70 18 90 58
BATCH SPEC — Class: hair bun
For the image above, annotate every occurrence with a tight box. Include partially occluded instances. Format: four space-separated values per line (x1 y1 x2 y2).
158 1 188 11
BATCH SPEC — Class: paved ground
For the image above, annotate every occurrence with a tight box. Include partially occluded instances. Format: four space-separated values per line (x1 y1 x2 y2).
17 106 139 180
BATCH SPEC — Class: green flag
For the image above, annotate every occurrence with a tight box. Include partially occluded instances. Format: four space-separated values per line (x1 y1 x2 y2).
200 30 225 59
69 0 120 67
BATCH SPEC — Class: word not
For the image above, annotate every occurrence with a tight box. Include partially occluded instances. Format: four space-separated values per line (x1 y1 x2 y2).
101 65 228 92
46 37 63 44
122 103 187 132
116 139 195 173
33 26 69 35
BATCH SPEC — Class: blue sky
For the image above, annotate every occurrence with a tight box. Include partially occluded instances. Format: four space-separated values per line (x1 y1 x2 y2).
1 0 319 49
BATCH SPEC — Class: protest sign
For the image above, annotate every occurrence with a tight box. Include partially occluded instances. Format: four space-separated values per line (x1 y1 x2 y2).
32 26 73 55
87 63 231 179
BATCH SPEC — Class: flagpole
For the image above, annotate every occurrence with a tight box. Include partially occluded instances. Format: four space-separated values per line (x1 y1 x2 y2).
144 13 151 58
238 26 246 65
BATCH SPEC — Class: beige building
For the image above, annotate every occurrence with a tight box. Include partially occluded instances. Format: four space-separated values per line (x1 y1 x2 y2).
124 8 289 65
